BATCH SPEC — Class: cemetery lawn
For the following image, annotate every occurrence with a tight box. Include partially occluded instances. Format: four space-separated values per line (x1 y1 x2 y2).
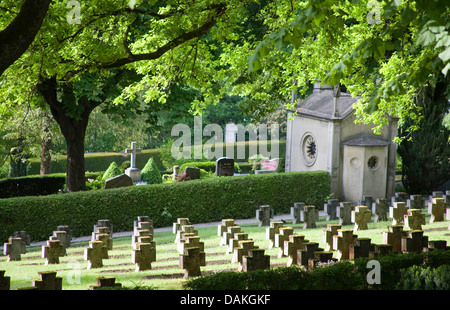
1 214 449 290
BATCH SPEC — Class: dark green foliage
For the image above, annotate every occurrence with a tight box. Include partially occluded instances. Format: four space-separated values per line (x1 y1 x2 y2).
397 75 450 194
0 174 66 198
183 250 450 290
101 162 122 182
179 161 240 174
0 171 330 242
141 158 162 184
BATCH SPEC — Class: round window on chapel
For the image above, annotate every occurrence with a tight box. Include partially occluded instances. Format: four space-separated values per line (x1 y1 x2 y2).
302 134 317 166
367 156 379 170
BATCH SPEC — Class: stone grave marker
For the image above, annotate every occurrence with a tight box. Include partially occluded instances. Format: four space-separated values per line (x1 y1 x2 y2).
180 246 206 278
323 224 342 251
428 240 448 251
94 219 113 235
132 228 152 249
215 157 235 176
85 240 108 269
382 225 406 252
284 234 308 267
31 271 62 290
407 195 424 209
428 198 445 223
132 242 156 271
291 202 305 224
401 230 428 254
55 226 72 248
300 205 319 229
297 242 322 267
93 227 112 252
391 192 408 205
173 218 191 234
324 199 339 221
227 232 249 254
404 209 426 230
256 205 274 226
175 225 198 244
89 277 122 290
104 173 133 189
372 198 389 222
232 240 258 264
134 216 154 235
447 207 450 221
360 196 373 210
12 231 30 246
308 251 336 271
349 238 374 259
221 225 241 247
389 202 408 225
50 231 68 254
125 141 142 182
351 206 371 230
178 235 204 255
218 219 235 237
266 221 284 248
337 202 353 225
332 229 357 260
0 271 10 290
274 226 294 257
3 237 26 261
239 248 270 272
42 239 65 264
184 166 201 180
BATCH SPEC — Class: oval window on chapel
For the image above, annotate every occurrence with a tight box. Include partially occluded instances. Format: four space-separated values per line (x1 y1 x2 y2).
302 134 317 166
367 156 379 170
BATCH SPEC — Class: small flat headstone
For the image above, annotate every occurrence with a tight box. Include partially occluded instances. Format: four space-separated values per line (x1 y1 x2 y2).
104 173 133 189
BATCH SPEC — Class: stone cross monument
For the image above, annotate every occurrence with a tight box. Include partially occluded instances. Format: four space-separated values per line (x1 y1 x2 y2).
125 141 142 182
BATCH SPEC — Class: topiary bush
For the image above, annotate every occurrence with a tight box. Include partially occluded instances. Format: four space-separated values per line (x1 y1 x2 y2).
101 161 122 182
141 158 162 184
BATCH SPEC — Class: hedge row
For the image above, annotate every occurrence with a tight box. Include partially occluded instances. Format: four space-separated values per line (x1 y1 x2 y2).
0 175 66 198
182 250 450 290
0 171 330 242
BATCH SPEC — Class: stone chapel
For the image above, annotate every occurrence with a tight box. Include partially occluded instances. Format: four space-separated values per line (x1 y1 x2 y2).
285 82 399 204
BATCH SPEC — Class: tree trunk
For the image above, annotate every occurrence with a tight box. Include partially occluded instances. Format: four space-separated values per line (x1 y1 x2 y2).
40 134 52 175
37 77 100 192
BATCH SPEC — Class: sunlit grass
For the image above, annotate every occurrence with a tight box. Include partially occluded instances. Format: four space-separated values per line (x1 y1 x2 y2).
1 212 449 290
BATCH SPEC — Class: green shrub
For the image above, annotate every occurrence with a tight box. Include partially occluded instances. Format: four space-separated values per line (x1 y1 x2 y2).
101 162 122 182
141 158 162 184
396 265 450 290
0 171 330 242
0 175 66 198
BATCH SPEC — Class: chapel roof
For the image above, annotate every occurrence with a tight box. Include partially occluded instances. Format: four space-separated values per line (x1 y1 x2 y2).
295 88 360 120
342 135 390 146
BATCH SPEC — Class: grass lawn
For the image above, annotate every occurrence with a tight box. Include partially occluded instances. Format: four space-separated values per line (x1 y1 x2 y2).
1 212 449 290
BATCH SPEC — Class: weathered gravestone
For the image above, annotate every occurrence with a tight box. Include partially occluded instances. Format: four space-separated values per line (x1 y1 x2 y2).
42 239 65 264
324 199 339 221
132 229 153 249
178 235 204 255
308 251 336 271
337 202 353 225
89 277 122 290
349 238 374 259
0 271 10 290
173 218 191 234
300 205 319 229
93 227 112 252
382 225 406 252
391 192 408 205
184 166 201 180
134 216 154 235
85 240 108 269
176 225 198 244
31 271 62 290
227 232 250 254
359 196 373 210
351 206 372 230
215 157 234 176
12 231 30 246
332 229 357 260
50 231 69 254
221 225 241 247
232 240 258 264
297 242 323 267
104 173 133 189
404 209 426 230
371 244 393 257
218 219 235 237
407 195 424 209
372 198 389 222
274 227 294 257
132 241 156 271
239 248 270 272
125 141 142 182
56 226 72 248
428 240 448 251
401 230 428 254
180 246 206 278
291 202 305 224
3 237 26 261
389 202 408 225
428 198 445 223
256 205 274 226
284 234 308 267
323 224 342 251
266 221 284 249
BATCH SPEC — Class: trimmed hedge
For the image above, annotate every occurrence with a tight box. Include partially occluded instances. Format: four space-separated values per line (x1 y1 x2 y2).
0 171 330 242
179 161 241 174
0 175 66 198
182 250 450 290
